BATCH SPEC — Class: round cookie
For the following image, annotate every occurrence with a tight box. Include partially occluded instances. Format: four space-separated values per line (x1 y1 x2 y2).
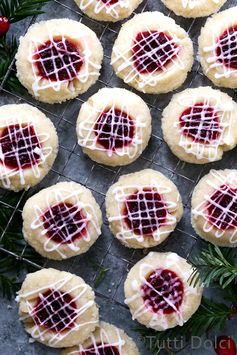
161 0 227 18
17 268 99 348
106 169 183 249
0 104 58 191
162 87 237 164
124 252 203 331
77 88 152 166
16 19 103 104
22 182 102 260
62 321 140 354
74 0 143 22
192 169 237 247
111 12 193 94
199 6 237 89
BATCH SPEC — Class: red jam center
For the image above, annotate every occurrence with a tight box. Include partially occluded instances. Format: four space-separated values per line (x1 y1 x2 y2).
216 25 237 69
179 103 221 144
33 38 83 81
142 268 184 314
80 343 120 355
207 185 237 230
123 188 167 236
132 31 179 74
42 202 88 244
100 0 119 5
0 124 41 170
33 289 77 332
94 108 135 151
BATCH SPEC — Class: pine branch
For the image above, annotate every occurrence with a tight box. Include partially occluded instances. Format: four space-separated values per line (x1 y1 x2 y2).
0 253 21 299
0 0 50 23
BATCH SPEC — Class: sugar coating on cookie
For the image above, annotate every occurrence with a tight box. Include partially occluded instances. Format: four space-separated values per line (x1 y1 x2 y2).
111 12 193 94
74 0 143 22
17 268 99 348
62 321 140 354
199 6 237 89
192 169 237 247
124 252 203 331
106 169 183 249
162 87 237 164
77 88 152 166
22 182 102 260
0 104 58 191
161 0 227 18
16 19 103 104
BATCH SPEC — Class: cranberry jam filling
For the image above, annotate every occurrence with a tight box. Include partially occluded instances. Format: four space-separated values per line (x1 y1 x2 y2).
33 38 83 81
0 124 41 170
142 268 184 314
179 103 221 144
94 108 135 151
42 202 88 244
33 289 77 332
123 188 167 235
100 0 119 5
80 343 120 355
132 31 179 74
207 185 237 230
216 25 237 69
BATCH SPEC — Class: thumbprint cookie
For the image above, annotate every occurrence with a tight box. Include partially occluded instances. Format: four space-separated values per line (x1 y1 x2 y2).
22 182 102 260
124 252 203 330
74 0 143 22
106 169 183 249
0 104 58 191
161 0 227 18
111 12 193 94
62 321 140 354
199 6 237 89
17 268 99 348
77 88 152 166
192 169 237 247
16 19 103 104
162 87 237 164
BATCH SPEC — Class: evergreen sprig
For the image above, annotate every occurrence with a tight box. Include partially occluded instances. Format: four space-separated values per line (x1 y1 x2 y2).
0 0 50 23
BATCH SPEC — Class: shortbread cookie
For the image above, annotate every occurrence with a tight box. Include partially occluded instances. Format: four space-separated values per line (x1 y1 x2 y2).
17 268 99 348
62 321 140 354
161 0 227 18
111 12 193 94
77 88 152 166
0 104 58 191
192 169 237 247
106 169 183 249
125 252 203 330
16 19 103 104
162 87 237 164
74 0 143 22
22 182 102 260
199 7 237 89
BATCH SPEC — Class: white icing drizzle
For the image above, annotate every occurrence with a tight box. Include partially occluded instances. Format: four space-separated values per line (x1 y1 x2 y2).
28 24 101 97
108 180 178 244
0 117 52 189
17 274 97 347
181 0 220 9
111 25 185 91
78 100 146 158
192 170 237 243
79 0 130 20
175 91 233 161
125 252 198 330
30 183 101 259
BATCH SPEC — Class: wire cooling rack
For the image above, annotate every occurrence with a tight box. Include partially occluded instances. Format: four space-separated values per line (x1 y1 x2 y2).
0 0 237 354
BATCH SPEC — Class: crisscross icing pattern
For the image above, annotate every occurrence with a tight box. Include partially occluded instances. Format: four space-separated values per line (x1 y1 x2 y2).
79 0 130 20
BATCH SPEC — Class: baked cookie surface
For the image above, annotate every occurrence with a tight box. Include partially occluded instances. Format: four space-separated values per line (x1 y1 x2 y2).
77 88 152 166
106 169 183 249
0 104 58 191
17 268 99 348
111 12 193 94
162 87 237 164
16 19 103 104
124 252 203 330
22 182 102 260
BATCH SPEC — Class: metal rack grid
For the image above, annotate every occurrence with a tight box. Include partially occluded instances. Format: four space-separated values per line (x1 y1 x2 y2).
0 0 237 354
